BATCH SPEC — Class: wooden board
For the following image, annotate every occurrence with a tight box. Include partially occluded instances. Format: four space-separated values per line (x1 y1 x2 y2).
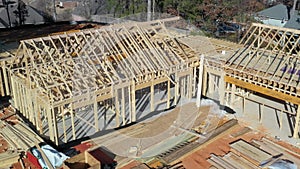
225 76 300 105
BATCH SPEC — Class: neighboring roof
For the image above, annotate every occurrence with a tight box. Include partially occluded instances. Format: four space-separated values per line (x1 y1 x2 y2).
0 8 9 28
257 4 289 20
0 2 45 28
284 14 300 29
257 3 300 30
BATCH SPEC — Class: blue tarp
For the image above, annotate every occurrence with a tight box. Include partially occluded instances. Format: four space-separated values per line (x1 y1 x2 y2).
32 144 69 169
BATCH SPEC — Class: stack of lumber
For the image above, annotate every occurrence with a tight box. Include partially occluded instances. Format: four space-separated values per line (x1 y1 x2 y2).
0 150 20 168
0 120 43 151
230 139 273 166
208 138 300 169
0 106 44 168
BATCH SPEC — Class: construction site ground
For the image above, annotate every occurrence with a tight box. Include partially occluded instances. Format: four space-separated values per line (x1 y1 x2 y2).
1 85 300 169
70 98 230 168
80 98 224 167
230 93 300 147
119 114 300 169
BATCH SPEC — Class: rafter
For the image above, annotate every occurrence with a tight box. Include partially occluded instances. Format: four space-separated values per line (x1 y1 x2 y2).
9 20 198 105
225 23 300 98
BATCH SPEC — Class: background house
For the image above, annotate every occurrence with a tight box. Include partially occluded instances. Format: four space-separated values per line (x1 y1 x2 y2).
256 3 300 29
0 0 46 28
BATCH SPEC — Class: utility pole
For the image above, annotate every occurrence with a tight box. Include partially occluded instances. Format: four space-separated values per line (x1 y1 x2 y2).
52 0 56 22
5 1 11 28
147 0 151 21
17 0 21 25
292 0 298 17
152 0 154 20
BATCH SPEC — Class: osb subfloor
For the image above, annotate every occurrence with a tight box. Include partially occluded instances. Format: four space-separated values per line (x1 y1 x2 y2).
118 102 221 139
117 106 180 138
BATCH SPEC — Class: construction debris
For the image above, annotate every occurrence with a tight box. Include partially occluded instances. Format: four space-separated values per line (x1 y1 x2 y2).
180 124 300 169
0 119 43 151
208 137 300 169
0 104 47 169
116 114 300 169
158 119 238 164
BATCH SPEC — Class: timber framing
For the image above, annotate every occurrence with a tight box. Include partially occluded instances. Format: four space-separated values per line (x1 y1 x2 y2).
224 23 300 138
2 20 300 144
7 19 201 144
0 53 13 96
225 23 300 97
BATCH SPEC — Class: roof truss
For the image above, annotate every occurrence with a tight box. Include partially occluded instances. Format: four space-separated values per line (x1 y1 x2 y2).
9 21 197 103
225 23 300 96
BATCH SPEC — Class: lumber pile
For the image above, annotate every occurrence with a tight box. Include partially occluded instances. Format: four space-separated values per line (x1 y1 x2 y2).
230 139 273 166
208 138 300 169
158 119 238 164
0 150 20 168
0 105 16 120
0 120 43 151
0 106 44 168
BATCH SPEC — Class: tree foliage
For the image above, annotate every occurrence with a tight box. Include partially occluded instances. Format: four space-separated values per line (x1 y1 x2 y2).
107 0 265 24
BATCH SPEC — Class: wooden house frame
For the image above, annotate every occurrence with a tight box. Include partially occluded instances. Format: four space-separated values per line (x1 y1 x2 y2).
6 19 202 144
224 23 300 138
1 20 299 144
